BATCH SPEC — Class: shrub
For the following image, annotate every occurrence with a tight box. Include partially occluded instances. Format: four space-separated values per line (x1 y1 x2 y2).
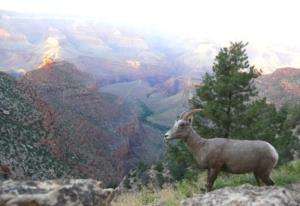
166 140 199 181
154 162 163 172
136 162 149 176
156 172 165 188
140 193 158 204
123 177 131 189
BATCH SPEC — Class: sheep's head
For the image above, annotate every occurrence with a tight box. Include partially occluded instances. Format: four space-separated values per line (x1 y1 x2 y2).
164 109 201 141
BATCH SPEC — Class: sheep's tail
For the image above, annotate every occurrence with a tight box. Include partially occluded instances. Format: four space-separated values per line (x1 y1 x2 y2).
267 143 279 168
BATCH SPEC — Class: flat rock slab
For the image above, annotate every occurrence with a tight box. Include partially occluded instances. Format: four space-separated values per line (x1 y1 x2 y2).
181 184 300 206
0 179 115 206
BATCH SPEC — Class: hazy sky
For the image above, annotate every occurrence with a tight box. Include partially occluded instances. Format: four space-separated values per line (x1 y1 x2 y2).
1 0 299 45
1 0 300 71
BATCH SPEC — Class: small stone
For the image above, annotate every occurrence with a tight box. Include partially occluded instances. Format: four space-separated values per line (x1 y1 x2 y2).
1 109 10 115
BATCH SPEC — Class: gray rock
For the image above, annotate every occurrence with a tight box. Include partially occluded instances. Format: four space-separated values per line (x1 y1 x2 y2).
1 109 10 115
0 179 115 206
181 184 300 206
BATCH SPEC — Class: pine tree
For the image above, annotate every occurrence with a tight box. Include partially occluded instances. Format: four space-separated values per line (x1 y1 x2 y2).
166 42 299 181
191 42 261 139
190 41 298 162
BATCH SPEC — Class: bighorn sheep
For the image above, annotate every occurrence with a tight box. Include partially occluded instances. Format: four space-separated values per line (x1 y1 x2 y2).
164 109 279 192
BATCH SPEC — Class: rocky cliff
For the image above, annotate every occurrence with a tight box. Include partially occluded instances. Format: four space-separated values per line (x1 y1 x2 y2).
0 71 75 180
22 61 164 184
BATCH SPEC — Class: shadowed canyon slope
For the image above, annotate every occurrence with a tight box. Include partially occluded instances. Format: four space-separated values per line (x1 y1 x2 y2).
0 71 76 179
21 61 164 184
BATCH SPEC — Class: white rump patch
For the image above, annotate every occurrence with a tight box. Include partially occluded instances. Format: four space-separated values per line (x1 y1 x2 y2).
267 142 279 165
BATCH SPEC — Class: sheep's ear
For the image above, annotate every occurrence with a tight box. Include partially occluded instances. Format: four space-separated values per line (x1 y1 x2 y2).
187 117 193 125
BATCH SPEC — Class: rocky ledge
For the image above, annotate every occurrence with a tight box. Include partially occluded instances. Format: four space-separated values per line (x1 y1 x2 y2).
0 179 115 206
181 184 300 206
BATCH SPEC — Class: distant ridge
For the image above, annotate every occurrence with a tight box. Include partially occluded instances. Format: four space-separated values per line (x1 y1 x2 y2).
257 67 300 106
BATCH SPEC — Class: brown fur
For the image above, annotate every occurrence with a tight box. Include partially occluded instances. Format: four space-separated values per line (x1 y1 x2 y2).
164 110 278 192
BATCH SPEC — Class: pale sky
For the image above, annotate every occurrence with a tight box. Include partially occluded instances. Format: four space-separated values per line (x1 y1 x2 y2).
0 0 299 46
1 0 300 71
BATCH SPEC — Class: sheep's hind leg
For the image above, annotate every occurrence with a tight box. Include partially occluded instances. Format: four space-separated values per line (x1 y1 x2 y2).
261 176 275 186
253 172 262 186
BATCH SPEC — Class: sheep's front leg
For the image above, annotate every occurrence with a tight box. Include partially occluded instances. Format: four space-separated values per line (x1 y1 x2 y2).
206 168 220 192
206 168 211 191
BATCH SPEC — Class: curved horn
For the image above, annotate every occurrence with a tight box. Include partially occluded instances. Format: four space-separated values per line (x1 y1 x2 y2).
180 109 202 120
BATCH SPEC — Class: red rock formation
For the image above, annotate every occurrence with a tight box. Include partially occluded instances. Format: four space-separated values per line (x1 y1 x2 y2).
280 80 300 96
271 67 300 78
22 61 155 184
256 67 300 107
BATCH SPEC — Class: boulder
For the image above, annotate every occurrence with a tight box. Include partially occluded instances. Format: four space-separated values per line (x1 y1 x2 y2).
181 184 300 206
0 179 115 206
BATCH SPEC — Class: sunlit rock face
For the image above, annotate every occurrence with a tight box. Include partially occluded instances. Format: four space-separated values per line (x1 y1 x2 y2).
0 28 10 39
181 184 300 206
38 56 55 69
0 179 115 206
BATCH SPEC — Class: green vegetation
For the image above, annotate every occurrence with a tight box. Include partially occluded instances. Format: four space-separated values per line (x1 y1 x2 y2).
136 162 150 176
138 101 154 120
166 42 300 182
140 193 159 205
166 141 198 181
114 42 300 206
215 160 300 188
123 177 132 189
154 161 163 172
119 43 300 204
155 172 165 188
0 72 78 179
191 42 261 139
112 160 300 206
137 100 169 132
